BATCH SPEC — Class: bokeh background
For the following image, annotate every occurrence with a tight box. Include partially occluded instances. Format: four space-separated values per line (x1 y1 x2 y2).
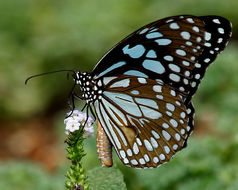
0 0 238 189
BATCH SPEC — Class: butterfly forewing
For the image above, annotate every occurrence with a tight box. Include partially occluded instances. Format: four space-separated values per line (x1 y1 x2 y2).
94 76 194 168
92 15 232 102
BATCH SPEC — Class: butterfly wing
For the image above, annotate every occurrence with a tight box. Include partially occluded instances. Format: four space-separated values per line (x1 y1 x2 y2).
93 76 194 168
92 15 232 103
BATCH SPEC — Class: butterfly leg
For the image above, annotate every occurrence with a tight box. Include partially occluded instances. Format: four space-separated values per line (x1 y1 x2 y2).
66 82 77 117
89 106 96 121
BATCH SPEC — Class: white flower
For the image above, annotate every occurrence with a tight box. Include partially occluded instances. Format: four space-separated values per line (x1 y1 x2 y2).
65 120 80 132
64 110 95 137
84 125 95 138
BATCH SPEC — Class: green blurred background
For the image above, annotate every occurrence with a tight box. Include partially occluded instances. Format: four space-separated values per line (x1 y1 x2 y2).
0 0 238 189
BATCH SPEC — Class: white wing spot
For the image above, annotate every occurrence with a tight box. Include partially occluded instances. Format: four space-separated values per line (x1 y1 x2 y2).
153 157 159 163
173 144 178 150
131 159 138 165
164 55 174 61
162 130 171 141
191 81 197 88
182 61 190 66
166 103 175 111
213 19 221 24
204 58 210 63
136 138 142 146
166 19 174 23
166 111 172 116
146 50 157 58
139 28 149 34
186 18 195 23
156 95 163 100
170 89 176 96
133 143 139 155
151 130 160 139
183 78 189 85
195 63 201 68
123 158 129 164
169 73 181 82
122 44 146 59
196 37 202 42
169 64 181 72
205 42 211 47
120 150 126 158
162 123 169 129
159 154 166 160
181 31 191 40
144 139 153 151
146 32 163 39
180 112 186 118
139 158 146 165
180 129 186 135
170 119 178 127
185 71 190 76
193 48 198 53
176 49 186 56
155 39 172 45
187 108 191 114
190 56 195 61
150 137 159 148
192 26 199 32
205 32 211 41
180 119 184 124
110 78 130 88
218 38 223 43
153 85 162 92
150 28 159 33
176 101 181 106
218 28 224 34
175 133 181 141
164 146 170 154
138 78 147 84
179 87 185 92
144 154 150 162
186 41 192 46
195 74 201 79
127 149 132 156
170 22 180 29
103 77 117 85
143 59 165 74
131 90 139 95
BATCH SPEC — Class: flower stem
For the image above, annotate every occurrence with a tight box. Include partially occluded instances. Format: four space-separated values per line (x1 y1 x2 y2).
65 130 89 190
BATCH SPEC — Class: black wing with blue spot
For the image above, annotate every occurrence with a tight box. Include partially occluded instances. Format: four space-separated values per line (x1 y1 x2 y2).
92 15 232 103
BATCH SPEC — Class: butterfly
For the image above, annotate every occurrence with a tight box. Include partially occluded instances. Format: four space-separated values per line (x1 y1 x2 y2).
26 15 232 168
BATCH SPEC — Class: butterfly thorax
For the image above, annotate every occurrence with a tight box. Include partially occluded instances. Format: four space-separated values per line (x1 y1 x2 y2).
74 72 103 103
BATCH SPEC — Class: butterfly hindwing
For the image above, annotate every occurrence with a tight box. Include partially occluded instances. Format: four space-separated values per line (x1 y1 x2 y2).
92 15 232 102
93 76 194 168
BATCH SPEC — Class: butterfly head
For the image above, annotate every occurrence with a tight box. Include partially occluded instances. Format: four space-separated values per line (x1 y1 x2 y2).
73 72 103 103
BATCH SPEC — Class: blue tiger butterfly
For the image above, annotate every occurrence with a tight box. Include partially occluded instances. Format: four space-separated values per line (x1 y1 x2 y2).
26 15 232 168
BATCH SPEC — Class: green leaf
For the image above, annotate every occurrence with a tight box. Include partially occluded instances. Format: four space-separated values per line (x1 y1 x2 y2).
87 167 127 190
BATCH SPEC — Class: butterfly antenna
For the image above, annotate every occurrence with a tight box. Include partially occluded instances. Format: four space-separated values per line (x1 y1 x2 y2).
25 69 76 85
66 81 77 118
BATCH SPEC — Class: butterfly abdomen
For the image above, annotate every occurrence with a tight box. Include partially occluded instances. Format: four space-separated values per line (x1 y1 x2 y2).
96 120 113 167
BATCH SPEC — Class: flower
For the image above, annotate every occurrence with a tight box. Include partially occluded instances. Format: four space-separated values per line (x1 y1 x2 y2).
64 110 95 137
